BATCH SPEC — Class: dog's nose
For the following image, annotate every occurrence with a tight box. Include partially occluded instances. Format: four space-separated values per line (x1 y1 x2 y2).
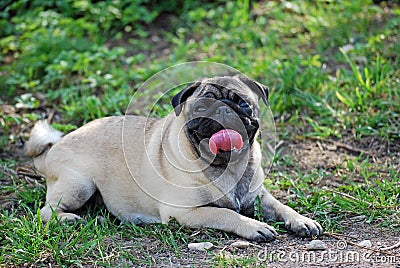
216 106 232 115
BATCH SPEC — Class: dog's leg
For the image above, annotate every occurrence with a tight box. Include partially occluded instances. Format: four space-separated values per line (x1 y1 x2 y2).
40 173 96 223
161 207 278 242
260 189 323 237
122 213 161 225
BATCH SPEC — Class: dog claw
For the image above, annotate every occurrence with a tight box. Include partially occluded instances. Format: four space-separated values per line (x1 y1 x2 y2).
256 229 276 242
285 216 323 238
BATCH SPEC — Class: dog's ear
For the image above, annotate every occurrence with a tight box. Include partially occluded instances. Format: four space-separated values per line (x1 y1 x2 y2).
171 81 202 116
235 74 269 105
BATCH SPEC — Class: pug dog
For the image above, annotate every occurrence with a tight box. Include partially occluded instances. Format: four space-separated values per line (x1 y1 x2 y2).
25 75 322 242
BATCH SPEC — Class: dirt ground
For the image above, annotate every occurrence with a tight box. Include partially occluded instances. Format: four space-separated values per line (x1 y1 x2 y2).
103 226 399 267
250 137 399 267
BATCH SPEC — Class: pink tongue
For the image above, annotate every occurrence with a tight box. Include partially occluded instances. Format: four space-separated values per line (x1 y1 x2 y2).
209 129 243 155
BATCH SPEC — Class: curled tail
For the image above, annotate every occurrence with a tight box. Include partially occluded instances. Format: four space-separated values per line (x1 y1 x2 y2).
25 121 63 171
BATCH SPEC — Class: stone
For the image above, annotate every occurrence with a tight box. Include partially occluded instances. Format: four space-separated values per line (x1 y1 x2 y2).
306 240 327 251
231 241 250 249
357 240 372 248
188 242 214 251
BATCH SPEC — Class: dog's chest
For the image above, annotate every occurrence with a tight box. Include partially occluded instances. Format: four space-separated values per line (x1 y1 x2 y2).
205 167 256 213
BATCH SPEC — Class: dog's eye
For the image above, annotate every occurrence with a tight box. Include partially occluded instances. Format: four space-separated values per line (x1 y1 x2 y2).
195 106 208 113
239 100 250 108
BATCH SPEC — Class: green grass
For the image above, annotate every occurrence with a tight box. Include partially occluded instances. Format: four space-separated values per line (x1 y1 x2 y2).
268 149 400 230
1 0 399 266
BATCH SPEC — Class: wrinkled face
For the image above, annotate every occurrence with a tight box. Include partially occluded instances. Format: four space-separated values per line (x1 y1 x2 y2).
183 84 261 165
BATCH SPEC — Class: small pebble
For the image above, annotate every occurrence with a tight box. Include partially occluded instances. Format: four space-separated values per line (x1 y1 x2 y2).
357 240 372 248
188 242 213 251
231 241 250 249
306 240 327 251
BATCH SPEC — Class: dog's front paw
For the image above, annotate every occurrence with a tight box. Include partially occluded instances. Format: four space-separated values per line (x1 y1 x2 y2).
239 219 278 242
58 212 83 224
285 215 323 238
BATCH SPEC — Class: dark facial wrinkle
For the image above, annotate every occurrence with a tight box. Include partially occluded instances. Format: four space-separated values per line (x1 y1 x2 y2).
202 83 254 104
200 84 223 99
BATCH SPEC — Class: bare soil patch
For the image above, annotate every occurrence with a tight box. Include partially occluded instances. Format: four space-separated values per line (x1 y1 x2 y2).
274 134 400 187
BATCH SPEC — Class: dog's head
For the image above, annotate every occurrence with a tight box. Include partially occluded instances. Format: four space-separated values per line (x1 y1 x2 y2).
172 75 269 165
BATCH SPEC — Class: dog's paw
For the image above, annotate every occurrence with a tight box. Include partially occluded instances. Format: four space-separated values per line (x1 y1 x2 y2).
285 215 323 237
240 219 278 242
58 212 83 224
125 213 161 225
